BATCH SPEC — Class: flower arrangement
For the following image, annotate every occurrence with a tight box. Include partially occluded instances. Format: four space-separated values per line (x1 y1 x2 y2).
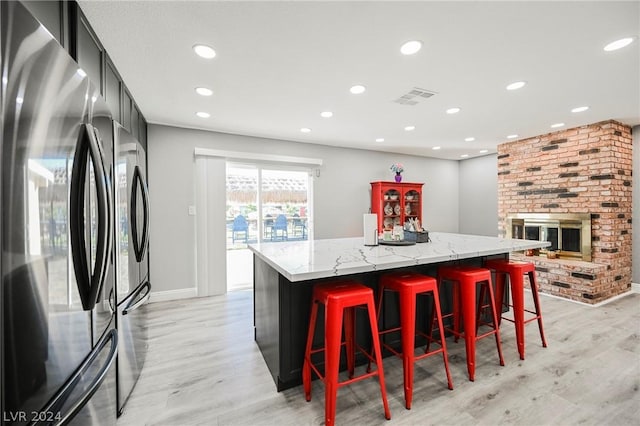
390 163 404 174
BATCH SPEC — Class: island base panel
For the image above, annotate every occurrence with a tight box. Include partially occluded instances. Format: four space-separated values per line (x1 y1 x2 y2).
253 254 508 391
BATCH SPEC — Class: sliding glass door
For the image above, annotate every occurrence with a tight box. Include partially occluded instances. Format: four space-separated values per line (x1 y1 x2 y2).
226 163 312 290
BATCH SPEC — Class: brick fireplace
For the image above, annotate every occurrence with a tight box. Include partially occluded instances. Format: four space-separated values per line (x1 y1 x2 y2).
497 119 633 304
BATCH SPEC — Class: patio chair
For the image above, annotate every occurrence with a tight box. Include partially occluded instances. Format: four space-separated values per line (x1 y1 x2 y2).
264 214 274 239
292 213 307 239
232 215 249 243
271 214 288 241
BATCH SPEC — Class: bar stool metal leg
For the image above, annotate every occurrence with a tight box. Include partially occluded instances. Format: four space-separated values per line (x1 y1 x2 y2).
366 297 391 420
527 271 548 349
324 301 343 426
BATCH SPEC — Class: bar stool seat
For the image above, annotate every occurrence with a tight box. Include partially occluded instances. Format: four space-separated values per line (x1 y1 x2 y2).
485 259 548 360
434 265 505 381
376 272 453 409
303 281 391 426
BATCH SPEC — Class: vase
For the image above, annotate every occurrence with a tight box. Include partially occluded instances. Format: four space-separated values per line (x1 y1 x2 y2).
394 172 402 183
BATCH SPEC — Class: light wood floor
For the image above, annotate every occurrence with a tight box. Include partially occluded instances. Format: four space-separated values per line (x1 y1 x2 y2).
116 289 640 426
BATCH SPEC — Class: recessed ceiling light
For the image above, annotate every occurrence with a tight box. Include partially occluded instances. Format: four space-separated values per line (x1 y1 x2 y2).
350 85 366 94
320 111 333 118
196 111 210 118
16 97 23 104
193 44 216 59
551 122 565 128
604 37 634 52
461 154 469 158
479 149 488 154
195 87 213 96
507 134 518 139
404 125 415 131
400 40 422 55
446 107 461 114
432 146 441 150
375 138 385 142
506 81 526 90
465 137 475 142
571 106 589 113
76 69 87 77
300 127 311 133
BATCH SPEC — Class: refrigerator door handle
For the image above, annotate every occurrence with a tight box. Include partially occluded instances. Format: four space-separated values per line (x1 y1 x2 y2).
32 329 118 426
70 124 113 311
108 287 116 315
140 170 150 259
130 165 149 263
122 281 151 315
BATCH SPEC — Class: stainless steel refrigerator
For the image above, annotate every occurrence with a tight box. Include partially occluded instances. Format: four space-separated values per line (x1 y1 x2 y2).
1 1 118 424
113 123 150 416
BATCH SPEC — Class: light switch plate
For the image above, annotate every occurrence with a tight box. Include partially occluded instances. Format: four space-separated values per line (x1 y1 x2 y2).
188 205 196 216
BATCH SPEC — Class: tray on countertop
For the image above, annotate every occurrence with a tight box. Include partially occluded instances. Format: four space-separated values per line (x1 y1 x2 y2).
379 240 416 246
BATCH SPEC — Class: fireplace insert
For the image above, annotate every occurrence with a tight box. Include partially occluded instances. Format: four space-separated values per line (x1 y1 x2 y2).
507 213 591 261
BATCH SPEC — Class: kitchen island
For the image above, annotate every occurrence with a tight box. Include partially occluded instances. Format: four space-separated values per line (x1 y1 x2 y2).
249 232 549 391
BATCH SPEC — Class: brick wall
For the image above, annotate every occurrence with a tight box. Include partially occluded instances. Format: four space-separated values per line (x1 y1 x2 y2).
497 120 633 304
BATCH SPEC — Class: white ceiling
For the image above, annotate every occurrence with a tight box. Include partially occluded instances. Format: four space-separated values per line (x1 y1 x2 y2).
78 0 640 160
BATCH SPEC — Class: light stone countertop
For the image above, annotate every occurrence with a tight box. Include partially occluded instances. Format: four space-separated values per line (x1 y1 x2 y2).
248 232 550 282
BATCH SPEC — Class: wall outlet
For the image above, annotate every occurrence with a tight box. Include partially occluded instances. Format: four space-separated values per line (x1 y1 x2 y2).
188 205 196 216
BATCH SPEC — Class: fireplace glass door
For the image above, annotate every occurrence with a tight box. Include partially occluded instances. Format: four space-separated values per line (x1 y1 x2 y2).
525 222 559 252
507 213 591 261
561 226 581 254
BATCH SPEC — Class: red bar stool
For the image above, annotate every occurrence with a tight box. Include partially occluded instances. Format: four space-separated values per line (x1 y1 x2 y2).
303 281 391 426
485 259 548 360
376 272 453 409
434 265 505 381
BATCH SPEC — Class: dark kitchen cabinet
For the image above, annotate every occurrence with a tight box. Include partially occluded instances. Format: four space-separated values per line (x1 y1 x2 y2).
131 105 140 140
122 90 132 132
105 55 122 123
29 2 149 153
139 117 148 151
22 1 68 48
70 3 104 94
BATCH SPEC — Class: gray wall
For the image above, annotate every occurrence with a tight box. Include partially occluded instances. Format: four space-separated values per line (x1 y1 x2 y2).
458 154 498 236
147 124 460 294
634 125 640 285
147 123 639 295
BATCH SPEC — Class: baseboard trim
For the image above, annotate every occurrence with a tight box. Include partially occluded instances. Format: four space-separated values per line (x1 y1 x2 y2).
149 287 198 303
535 286 638 307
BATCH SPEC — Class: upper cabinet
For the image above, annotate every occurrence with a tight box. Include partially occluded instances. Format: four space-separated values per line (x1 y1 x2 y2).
22 1 68 49
139 116 148 151
105 55 147 145
70 3 103 94
370 181 424 233
24 1 148 150
131 104 140 139
122 89 132 132
104 55 122 124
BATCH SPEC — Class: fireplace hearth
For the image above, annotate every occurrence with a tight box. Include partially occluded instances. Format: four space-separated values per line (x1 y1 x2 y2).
507 213 591 261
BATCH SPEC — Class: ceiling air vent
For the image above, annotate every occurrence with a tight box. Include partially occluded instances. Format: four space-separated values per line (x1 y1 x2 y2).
394 87 437 105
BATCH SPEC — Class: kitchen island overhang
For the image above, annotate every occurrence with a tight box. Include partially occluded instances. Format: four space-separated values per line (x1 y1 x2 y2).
249 232 550 391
